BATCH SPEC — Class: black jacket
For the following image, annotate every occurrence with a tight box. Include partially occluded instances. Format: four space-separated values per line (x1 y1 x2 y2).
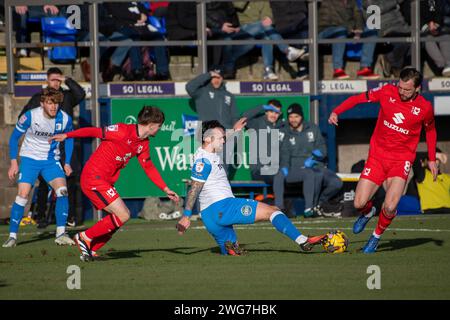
270 1 308 35
18 77 86 119
206 2 240 36
103 2 148 31
166 1 198 40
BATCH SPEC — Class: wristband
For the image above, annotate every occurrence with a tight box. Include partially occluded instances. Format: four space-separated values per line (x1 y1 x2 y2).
184 209 192 217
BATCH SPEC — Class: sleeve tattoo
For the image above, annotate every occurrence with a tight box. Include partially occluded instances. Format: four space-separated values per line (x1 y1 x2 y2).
185 180 204 211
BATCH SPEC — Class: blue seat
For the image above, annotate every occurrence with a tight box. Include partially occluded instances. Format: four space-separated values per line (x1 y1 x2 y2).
41 17 77 64
346 43 362 60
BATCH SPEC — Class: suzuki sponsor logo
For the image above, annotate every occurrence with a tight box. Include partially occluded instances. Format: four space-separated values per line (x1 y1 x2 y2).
392 112 405 124
383 120 409 135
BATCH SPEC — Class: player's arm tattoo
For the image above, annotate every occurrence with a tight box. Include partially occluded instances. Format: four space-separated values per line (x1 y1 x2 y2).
185 180 204 211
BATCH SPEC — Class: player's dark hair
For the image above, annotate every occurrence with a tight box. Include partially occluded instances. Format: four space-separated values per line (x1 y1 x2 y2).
40 88 63 104
201 120 225 142
47 67 63 76
267 99 282 109
138 106 165 125
400 67 423 87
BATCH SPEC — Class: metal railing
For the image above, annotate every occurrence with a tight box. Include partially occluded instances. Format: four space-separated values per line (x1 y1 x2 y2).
3 0 450 127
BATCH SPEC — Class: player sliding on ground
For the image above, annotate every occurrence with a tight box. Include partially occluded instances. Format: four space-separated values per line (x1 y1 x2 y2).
50 106 179 261
176 120 327 255
328 67 437 253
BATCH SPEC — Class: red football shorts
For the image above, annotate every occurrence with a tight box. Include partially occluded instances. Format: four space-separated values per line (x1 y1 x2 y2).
360 156 412 186
81 171 120 210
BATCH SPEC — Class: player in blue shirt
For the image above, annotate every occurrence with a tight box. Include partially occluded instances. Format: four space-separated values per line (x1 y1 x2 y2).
3 88 75 248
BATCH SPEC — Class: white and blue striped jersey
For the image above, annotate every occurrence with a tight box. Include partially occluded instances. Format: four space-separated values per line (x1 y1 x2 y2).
191 148 234 211
15 107 72 161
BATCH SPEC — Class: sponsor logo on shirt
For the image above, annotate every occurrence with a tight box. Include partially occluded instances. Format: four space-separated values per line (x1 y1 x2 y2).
383 120 410 135
225 96 231 105
56 123 62 131
389 97 396 104
35 131 54 137
209 92 214 99
392 112 405 124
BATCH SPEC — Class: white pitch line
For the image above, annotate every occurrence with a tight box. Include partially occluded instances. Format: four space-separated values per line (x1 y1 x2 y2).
2 219 450 237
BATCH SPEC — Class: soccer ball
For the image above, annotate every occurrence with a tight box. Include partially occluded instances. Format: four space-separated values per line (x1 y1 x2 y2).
322 230 349 253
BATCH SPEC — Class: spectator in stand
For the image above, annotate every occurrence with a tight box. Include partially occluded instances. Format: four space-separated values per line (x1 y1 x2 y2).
242 99 286 184
166 1 197 41
223 1 306 80
363 0 411 78
205 2 241 73
149 1 169 18
18 67 86 227
185 66 247 175
166 1 225 68
421 0 450 77
13 5 60 57
270 1 310 80
318 0 380 80
273 104 323 218
101 2 170 81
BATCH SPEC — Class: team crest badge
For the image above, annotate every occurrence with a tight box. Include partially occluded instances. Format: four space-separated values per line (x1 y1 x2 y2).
307 131 314 142
18 115 27 125
241 205 253 217
289 137 296 145
411 106 421 116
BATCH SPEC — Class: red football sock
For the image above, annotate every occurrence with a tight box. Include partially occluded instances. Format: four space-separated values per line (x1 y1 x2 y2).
358 200 373 215
91 229 118 252
374 208 396 237
85 213 123 241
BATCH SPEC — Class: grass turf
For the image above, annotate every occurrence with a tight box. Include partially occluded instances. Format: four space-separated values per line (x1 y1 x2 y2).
1 214 450 300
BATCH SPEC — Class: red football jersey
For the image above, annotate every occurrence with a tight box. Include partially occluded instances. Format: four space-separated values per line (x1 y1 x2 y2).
67 123 167 189
334 84 436 162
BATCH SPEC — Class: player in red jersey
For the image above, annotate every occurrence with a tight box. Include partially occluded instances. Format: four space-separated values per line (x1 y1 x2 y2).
50 106 179 261
328 67 438 253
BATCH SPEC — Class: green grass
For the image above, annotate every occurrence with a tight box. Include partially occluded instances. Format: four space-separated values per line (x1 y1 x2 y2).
1 214 450 300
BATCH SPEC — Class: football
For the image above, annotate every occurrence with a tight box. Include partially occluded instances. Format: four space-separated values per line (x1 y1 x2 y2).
322 230 349 253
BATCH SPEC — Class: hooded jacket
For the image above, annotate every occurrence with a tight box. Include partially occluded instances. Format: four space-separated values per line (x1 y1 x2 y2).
186 72 238 129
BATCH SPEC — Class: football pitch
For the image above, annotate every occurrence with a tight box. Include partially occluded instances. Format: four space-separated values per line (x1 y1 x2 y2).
1 214 450 300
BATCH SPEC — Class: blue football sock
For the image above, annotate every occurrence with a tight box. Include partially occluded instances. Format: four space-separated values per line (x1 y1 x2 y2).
270 211 303 242
55 195 69 229
9 200 26 234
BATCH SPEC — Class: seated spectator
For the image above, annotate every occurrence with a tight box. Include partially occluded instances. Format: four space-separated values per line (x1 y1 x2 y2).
13 5 60 57
273 104 323 218
222 1 306 80
414 148 450 214
270 0 310 80
242 99 286 184
166 1 197 41
101 2 170 81
363 0 411 78
421 0 450 77
319 0 380 79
